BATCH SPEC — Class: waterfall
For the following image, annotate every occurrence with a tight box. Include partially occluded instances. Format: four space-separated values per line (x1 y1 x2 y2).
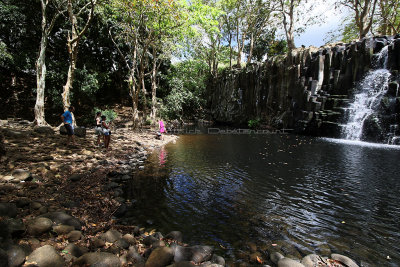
342 46 392 141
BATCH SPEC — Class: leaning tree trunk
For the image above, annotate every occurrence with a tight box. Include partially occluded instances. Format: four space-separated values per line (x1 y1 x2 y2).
62 32 78 111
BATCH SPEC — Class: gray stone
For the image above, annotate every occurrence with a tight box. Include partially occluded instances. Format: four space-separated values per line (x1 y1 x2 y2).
145 247 174 267
174 245 213 264
126 246 145 264
114 238 130 249
143 235 159 247
331 254 359 267
102 229 123 243
270 252 285 264
152 240 166 248
27 217 53 236
15 197 30 208
68 174 83 182
92 237 106 248
40 211 82 230
301 254 322 267
278 258 305 267
168 262 196 267
64 243 85 258
0 203 17 218
11 169 31 182
7 245 26 267
165 231 183 242
122 234 136 245
74 127 86 137
67 230 82 241
211 254 225 266
52 224 74 235
0 248 8 267
6 218 26 237
74 252 121 267
152 232 164 240
26 245 65 267
31 202 43 210
34 126 54 135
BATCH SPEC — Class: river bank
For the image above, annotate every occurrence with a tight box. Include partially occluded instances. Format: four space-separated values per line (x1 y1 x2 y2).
1 118 222 267
0 118 368 267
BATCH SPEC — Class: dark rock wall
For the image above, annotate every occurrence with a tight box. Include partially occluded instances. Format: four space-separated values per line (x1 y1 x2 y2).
209 36 400 140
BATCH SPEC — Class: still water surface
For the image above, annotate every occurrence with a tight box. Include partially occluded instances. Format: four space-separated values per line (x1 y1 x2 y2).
125 134 400 265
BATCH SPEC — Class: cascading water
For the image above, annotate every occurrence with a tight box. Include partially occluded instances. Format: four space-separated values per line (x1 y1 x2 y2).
342 46 393 141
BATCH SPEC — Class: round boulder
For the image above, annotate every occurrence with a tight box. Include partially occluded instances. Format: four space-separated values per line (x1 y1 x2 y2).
0 203 17 218
74 252 121 267
52 224 74 235
27 217 53 236
301 254 323 267
173 245 213 264
39 211 82 230
33 126 54 135
7 245 27 267
67 230 82 242
278 257 305 267
145 247 174 267
26 245 65 267
102 229 123 243
165 231 183 243
11 169 32 182
0 248 8 267
331 254 359 267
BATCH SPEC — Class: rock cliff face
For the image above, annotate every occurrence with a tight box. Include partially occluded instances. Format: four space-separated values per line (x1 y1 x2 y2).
209 35 400 143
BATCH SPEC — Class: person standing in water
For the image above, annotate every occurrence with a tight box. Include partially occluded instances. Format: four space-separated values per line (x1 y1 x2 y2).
158 120 166 140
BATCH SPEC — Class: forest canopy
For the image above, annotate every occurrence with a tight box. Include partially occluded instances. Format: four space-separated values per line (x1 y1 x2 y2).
0 0 399 126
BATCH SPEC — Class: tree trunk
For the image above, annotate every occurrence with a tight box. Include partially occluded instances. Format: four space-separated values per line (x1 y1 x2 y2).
34 1 49 126
139 65 147 119
247 32 254 64
229 32 232 71
129 69 139 129
62 40 78 110
62 0 95 112
236 21 241 67
150 48 158 121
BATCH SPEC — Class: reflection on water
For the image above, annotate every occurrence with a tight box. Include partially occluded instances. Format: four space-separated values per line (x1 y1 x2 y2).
124 135 400 265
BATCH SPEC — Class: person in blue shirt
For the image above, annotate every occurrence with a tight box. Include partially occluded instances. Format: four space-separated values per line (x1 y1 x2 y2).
61 106 76 146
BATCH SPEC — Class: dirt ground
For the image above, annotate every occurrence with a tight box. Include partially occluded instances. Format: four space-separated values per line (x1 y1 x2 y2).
0 119 177 234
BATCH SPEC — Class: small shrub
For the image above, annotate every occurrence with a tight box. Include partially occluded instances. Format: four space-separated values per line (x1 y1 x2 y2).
248 119 260 129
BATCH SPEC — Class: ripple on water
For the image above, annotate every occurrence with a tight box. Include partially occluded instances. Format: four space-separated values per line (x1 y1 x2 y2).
125 135 400 266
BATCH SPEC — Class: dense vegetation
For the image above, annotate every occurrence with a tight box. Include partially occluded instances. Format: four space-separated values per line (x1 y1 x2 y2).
0 0 399 126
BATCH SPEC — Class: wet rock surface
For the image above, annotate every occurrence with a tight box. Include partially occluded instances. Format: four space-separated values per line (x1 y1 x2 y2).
210 36 400 143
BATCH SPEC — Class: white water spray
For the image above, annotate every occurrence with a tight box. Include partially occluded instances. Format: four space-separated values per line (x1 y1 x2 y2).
342 46 392 140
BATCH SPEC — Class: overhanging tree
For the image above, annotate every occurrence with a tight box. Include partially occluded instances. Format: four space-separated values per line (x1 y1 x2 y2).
61 0 97 112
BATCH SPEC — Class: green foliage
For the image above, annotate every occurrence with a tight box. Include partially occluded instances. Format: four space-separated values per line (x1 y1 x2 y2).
248 118 260 129
81 107 118 126
244 29 287 61
75 66 100 98
160 60 208 120
0 41 12 65
96 108 118 122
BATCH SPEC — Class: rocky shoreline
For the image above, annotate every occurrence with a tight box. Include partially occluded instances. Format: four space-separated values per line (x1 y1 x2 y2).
0 118 364 267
